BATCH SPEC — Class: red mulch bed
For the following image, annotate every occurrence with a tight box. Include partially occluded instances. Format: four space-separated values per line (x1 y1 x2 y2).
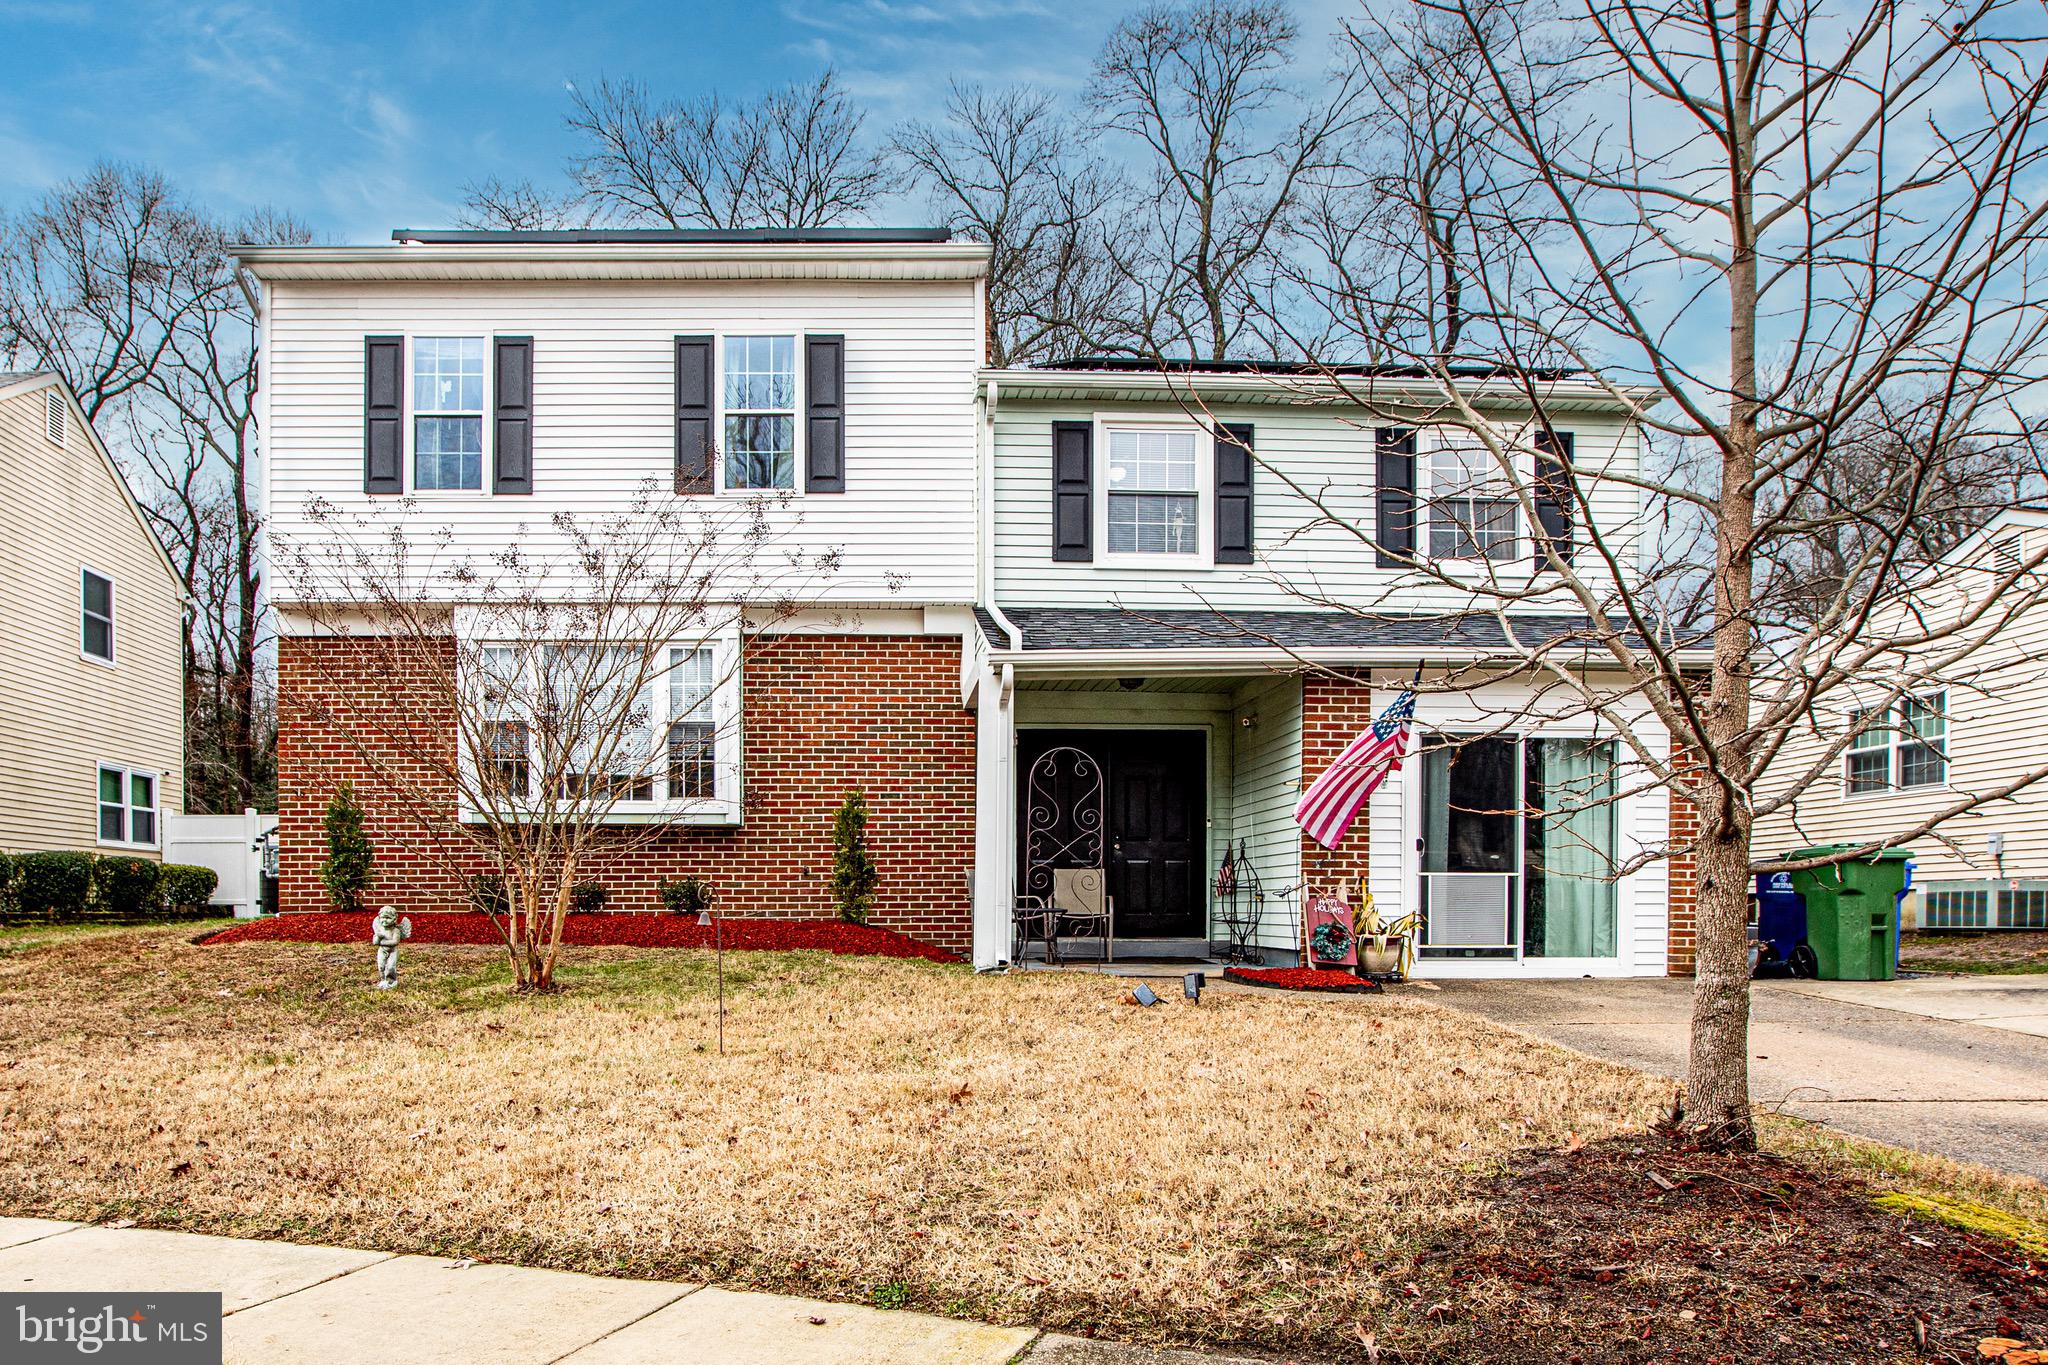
1223 965 1380 993
1400 1129 2048 1364
201 913 959 963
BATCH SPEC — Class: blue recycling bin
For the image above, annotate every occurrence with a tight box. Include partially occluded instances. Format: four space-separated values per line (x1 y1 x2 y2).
1752 871 1814 977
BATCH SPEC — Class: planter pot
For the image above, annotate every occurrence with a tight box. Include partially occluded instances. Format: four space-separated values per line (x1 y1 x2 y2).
1357 935 1406 979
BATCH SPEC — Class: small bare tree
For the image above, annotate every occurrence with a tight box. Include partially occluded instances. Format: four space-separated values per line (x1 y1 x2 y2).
275 486 839 992
894 83 1132 366
1239 0 2048 1147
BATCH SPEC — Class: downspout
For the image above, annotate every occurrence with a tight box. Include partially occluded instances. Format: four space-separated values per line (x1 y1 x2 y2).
978 376 1023 650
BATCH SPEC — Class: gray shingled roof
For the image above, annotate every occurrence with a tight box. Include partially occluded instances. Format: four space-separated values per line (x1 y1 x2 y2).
995 607 1695 654
0 370 52 385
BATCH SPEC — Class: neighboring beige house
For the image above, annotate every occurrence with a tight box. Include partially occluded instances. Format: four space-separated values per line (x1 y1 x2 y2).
0 372 184 859
1754 506 2048 931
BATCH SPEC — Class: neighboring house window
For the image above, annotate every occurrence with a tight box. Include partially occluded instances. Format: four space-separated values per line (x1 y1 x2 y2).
98 764 157 846
1844 693 1947 794
667 646 717 798
81 569 114 662
723 335 797 490
1105 427 1200 556
44 390 65 446
412 336 486 491
1427 439 1518 561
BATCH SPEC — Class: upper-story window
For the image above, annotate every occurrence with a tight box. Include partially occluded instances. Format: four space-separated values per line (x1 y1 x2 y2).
723 335 797 491
81 568 114 663
1427 440 1518 561
413 337 486 491
1104 425 1202 557
1845 692 1947 795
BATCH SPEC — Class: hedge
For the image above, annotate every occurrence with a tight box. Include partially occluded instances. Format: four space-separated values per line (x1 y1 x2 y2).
160 864 219 915
95 856 162 919
15 851 93 921
0 851 223 924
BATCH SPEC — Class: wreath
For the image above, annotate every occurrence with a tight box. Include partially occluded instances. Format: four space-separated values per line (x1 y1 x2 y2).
1309 919 1354 962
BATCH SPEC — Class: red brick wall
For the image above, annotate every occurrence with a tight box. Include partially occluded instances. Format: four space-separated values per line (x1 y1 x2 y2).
277 633 976 954
1299 672 1377 901
1665 743 1703 977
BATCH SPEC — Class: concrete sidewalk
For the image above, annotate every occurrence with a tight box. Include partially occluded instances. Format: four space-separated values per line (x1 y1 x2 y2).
0 1218 1254 1364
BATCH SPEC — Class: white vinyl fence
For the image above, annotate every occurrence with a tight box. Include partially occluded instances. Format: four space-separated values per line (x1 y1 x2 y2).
163 809 277 918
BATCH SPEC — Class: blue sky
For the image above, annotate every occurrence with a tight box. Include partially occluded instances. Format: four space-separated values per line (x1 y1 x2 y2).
0 0 1177 240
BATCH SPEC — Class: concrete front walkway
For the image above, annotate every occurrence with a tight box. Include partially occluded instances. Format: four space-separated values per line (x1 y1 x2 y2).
0 1218 1256 1364
1428 975 2048 1179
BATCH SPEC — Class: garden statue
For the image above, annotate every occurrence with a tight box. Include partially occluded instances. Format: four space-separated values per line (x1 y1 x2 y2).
371 905 412 989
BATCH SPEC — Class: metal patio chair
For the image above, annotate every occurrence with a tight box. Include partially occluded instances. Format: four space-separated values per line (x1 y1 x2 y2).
1052 866 1114 964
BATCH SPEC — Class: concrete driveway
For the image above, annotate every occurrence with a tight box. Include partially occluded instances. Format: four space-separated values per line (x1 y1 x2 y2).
1427 974 2048 1179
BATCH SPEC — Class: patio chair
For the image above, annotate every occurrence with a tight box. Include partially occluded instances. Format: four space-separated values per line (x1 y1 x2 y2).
1012 894 1057 966
1052 866 1114 964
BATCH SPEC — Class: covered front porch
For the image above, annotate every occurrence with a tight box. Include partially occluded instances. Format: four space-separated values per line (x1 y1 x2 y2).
966 631 1678 979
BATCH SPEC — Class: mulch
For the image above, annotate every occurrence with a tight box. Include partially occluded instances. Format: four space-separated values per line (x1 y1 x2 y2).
1222 966 1381 993
1401 1128 2047 1364
200 912 960 963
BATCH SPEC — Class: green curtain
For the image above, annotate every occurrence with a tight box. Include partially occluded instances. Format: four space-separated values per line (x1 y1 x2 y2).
1531 739 1618 958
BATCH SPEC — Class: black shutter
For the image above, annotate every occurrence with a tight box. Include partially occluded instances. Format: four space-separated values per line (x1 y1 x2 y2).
364 336 403 495
1214 423 1255 564
492 336 533 495
1375 426 1417 566
674 335 714 495
804 334 845 493
1051 421 1093 562
1533 428 1575 565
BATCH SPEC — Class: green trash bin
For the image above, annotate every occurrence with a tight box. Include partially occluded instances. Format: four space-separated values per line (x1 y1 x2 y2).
1785 845 1911 981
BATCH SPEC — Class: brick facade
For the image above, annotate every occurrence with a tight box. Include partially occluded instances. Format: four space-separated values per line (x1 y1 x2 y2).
277 633 976 955
1299 672 1377 900
1665 743 1704 977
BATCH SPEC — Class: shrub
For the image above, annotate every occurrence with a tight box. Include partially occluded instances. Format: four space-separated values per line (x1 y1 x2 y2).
95 856 163 919
830 789 878 926
160 864 220 916
16 851 93 920
319 783 373 912
658 876 714 916
569 881 609 915
0 850 16 921
469 872 510 916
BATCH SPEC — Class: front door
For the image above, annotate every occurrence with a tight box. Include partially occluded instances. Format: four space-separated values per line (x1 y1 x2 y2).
1018 729 1206 939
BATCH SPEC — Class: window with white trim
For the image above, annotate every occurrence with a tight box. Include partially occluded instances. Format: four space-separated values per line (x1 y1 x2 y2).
723 335 797 490
98 764 157 846
1427 438 1519 561
1844 693 1947 794
81 569 114 662
412 336 485 491
1105 426 1201 556
464 639 737 818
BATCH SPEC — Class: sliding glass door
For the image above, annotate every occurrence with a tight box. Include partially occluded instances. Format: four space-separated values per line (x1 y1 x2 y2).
1419 734 1620 962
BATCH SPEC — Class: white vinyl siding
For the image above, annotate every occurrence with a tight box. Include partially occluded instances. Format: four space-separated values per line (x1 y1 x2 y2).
0 381 184 857
994 402 1640 612
264 279 981 607
1229 674 1304 951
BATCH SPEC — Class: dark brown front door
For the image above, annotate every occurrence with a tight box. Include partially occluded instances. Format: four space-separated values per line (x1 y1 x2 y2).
1018 729 1206 939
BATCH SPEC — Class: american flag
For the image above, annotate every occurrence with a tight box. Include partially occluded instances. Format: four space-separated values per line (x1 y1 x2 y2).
1294 689 1416 850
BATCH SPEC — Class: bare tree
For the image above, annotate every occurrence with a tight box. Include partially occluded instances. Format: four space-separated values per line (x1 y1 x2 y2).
456 176 595 232
493 71 890 231
274 487 838 992
1239 0 2048 1147
1088 0 1361 359
2 166 307 814
894 83 1132 366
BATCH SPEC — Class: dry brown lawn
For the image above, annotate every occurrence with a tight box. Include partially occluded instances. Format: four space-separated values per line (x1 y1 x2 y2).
0 926 1671 1353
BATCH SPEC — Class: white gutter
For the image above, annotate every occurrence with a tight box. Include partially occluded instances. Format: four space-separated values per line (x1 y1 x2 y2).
975 376 1024 651
977 368 1662 413
989 645 1709 674
235 241 992 281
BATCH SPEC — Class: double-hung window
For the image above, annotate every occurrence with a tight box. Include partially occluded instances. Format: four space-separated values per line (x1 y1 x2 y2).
1427 439 1518 561
412 337 485 491
1105 426 1201 556
81 569 114 662
723 335 797 490
98 764 157 846
1844 693 1948 794
666 647 717 798
550 646 654 803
